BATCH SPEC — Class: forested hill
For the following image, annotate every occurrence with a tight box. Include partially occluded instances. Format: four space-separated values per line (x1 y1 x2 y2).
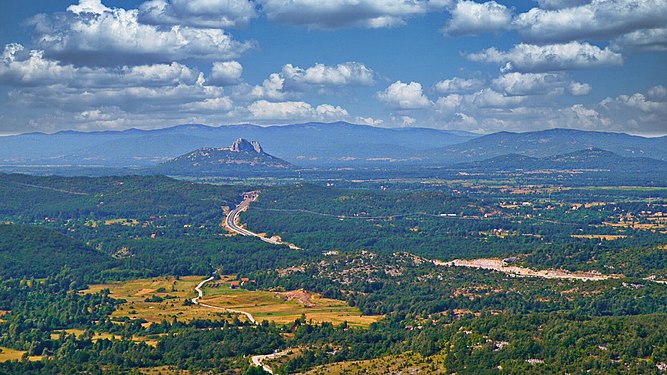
426 128 667 163
453 148 667 172
0 173 242 221
0 224 114 279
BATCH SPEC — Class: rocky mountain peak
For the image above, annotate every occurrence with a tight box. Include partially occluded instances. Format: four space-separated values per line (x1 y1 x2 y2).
230 138 263 154
156 137 291 175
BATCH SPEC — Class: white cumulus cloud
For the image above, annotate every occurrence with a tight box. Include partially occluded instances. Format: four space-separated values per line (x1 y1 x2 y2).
492 72 589 96
246 73 287 100
444 1 513 36
609 92 667 113
281 62 375 89
1 44 201 88
248 100 349 120
569 82 592 96
258 0 450 29
435 94 463 113
29 0 253 66
138 0 257 28
67 0 109 14
466 42 623 72
560 104 611 129
514 0 667 43
0 44 77 86
241 62 375 99
435 77 485 93
535 0 592 10
611 27 667 51
470 88 527 108
181 97 234 112
208 61 243 86
377 81 432 109
647 85 667 100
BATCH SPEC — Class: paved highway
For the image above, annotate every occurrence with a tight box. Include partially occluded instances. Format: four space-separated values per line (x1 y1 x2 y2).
225 192 295 247
251 350 290 374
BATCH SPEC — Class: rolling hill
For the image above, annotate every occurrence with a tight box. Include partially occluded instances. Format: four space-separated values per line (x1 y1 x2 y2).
427 128 667 163
0 224 115 279
453 148 667 173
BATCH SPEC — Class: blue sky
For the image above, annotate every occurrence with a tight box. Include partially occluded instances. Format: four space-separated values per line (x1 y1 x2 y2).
0 0 666 135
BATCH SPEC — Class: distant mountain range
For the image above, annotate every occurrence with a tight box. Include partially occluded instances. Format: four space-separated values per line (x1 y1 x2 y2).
152 138 292 175
428 128 667 164
0 122 666 171
0 122 475 167
454 148 667 173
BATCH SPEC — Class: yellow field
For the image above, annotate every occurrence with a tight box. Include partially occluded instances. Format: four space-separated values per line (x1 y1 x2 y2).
571 234 628 240
104 218 140 226
50 328 160 347
301 351 447 374
83 276 382 328
81 276 230 324
200 284 381 327
0 347 42 363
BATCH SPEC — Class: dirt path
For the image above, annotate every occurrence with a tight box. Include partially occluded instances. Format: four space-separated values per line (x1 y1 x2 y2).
436 258 618 281
191 275 257 324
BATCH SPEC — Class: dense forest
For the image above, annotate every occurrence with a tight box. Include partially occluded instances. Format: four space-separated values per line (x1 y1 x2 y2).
0 173 666 374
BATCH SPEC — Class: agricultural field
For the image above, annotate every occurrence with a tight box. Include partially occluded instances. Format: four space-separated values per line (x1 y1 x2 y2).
0 347 41 363
200 282 381 327
81 276 228 323
83 275 380 327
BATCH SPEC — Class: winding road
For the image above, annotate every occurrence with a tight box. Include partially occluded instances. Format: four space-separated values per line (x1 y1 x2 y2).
225 192 300 249
251 350 290 374
191 274 257 324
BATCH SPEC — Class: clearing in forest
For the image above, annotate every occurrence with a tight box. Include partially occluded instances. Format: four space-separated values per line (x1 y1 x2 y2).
199 282 381 327
0 347 42 362
81 276 230 324
83 276 381 327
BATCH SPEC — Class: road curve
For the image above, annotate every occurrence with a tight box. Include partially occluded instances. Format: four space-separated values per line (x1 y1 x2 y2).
251 350 290 374
225 192 300 248
191 275 257 324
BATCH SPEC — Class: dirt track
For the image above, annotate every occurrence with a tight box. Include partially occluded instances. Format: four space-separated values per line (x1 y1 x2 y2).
436 258 618 281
